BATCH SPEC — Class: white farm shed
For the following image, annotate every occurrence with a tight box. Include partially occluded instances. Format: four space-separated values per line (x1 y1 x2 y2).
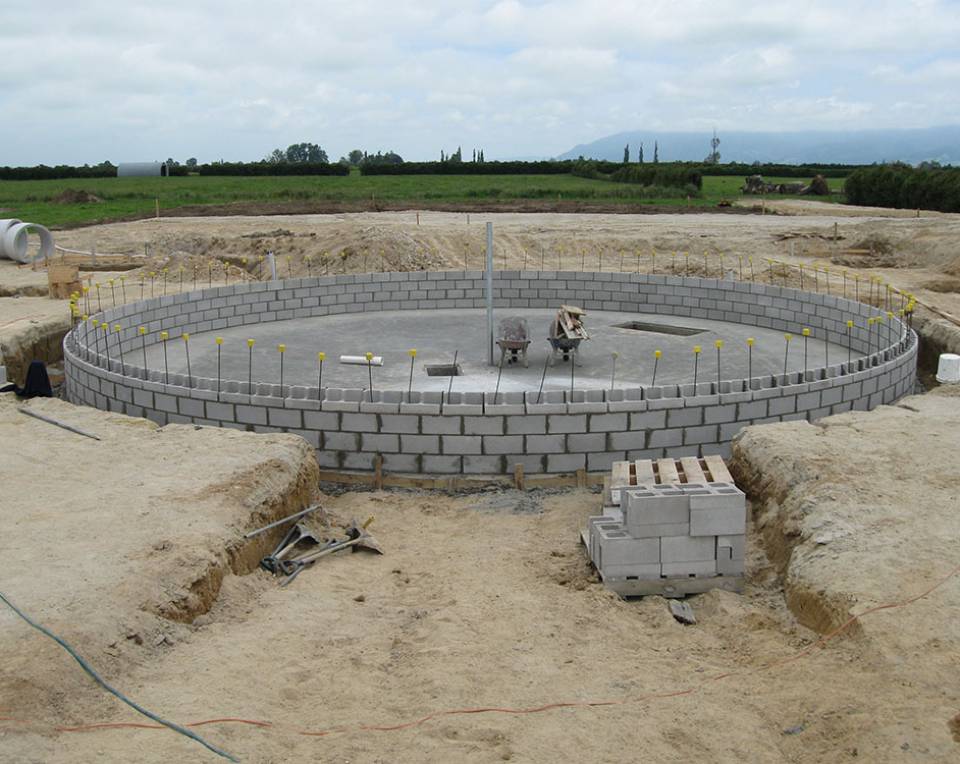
117 162 169 177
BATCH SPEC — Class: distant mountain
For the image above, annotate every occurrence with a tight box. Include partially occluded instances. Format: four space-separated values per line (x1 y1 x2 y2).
557 126 960 166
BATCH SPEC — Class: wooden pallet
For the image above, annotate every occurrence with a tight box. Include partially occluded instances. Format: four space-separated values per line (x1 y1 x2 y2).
609 454 734 505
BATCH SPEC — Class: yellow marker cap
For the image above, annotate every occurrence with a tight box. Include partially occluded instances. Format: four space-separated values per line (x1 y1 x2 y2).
278 343 286 353
654 349 662 358
101 323 108 332
82 314 88 322
83 286 89 293
693 345 702 354
612 351 619 359
408 348 417 357
802 328 811 337
714 339 723 349
318 352 326 361
182 333 190 341
247 338 255 348
215 337 223 345
160 331 168 340
847 320 854 328
784 333 792 341
107 278 114 285
887 311 894 319
365 352 374 361
113 324 121 332
139 326 146 334
747 337 755 346
92 319 99 327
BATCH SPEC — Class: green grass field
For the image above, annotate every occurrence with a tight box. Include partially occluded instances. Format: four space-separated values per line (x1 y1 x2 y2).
0 172 845 228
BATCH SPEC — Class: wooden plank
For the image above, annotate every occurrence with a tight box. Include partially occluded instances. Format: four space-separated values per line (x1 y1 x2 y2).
703 454 734 484
679 457 706 484
656 458 680 485
610 460 631 488
633 459 655 486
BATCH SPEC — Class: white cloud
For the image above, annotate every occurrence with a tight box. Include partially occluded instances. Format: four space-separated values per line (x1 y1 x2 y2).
0 0 958 164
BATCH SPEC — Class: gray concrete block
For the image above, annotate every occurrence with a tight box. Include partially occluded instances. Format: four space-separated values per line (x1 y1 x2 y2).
463 416 504 435
420 415 461 434
660 559 718 577
648 428 682 448
422 454 462 473
379 414 420 433
608 430 647 451
660 535 717 563
567 432 606 452
717 534 746 560
524 434 566 453
236 405 267 425
667 407 703 428
361 433 400 453
400 434 440 454
588 413 628 432
547 414 587 434
483 435 525 454
507 416 546 435
624 489 689 528
442 435 483 455
154 393 178 413
462 455 504 474
600 563 662 579
303 411 340 430
704 404 737 424
343 451 375 470
684 425 718 445
768 396 796 416
382 453 421 473
324 430 360 451
689 493 746 536
630 410 667 430
597 530 660 566
737 400 767 419
268 408 303 428
340 412 379 432
547 453 586 473
588 451 625 473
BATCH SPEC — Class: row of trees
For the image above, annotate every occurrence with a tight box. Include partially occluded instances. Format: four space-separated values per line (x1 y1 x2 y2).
622 142 660 164
844 163 960 212
575 160 702 191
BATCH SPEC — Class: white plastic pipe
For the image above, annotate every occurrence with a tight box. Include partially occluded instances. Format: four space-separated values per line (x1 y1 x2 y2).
936 353 960 384
1 222 54 263
340 355 383 366
0 219 22 259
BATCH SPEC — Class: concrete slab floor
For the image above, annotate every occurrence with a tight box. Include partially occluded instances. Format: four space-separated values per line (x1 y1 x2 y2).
144 308 849 392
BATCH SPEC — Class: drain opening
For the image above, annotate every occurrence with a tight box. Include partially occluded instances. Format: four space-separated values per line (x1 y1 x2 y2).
426 364 463 377
614 321 706 336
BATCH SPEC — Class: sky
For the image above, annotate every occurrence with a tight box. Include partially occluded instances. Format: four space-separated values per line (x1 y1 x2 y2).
1 0 959 165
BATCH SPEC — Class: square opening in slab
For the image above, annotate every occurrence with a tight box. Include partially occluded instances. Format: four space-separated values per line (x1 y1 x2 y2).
614 320 707 336
425 364 463 377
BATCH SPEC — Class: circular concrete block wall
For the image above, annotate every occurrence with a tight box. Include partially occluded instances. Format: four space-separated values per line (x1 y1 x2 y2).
64 270 917 475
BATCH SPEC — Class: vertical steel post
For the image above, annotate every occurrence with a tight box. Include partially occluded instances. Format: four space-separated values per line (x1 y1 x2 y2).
486 222 494 366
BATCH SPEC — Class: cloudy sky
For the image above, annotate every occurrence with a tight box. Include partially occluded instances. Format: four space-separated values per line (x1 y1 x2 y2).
1 0 958 165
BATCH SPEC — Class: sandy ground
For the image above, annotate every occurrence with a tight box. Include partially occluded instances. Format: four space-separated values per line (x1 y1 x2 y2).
1 388 959 762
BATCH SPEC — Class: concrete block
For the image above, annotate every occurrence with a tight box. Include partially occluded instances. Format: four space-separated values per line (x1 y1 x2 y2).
596 528 660 566
630 410 667 430
343 451 375 470
379 414 420 433
660 535 717 563
525 434 566 453
421 415 462 434
608 430 647 451
689 493 746 536
442 435 483 455
588 451 625 473
324 430 360 451
236 405 267 425
268 408 303 428
303 411 340 430
506 415 547 435
483 435 525 454
704 404 737 424
717 534 746 560
599 563 662 579
716 543 745 575
382 453 421 473
648 428 682 448
566 432 606 452
588 413 628 432
660 560 718 577
463 416 504 435
399 402 442 415
340 412 379 432
684 425 718 446
360 433 400 453
547 415 587 434
624 489 690 526
462 455 504 474
547 453 586 473
667 407 703 428
400 434 440 454
422 454 462 473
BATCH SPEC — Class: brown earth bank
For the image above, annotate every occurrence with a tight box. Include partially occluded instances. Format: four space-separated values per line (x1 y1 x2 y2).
1 387 959 762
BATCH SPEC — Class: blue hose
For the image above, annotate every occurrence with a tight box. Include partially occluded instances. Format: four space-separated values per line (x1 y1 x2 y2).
0 589 239 762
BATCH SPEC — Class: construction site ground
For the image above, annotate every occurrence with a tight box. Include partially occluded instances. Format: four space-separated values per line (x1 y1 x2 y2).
1 202 960 762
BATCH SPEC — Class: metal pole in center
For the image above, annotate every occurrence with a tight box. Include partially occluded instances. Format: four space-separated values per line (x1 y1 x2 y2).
486 222 494 366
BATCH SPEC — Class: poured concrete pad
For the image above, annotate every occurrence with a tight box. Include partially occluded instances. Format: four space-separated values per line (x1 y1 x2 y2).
146 307 845 392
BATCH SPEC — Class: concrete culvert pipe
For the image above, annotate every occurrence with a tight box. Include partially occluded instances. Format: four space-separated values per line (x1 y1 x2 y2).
1 222 54 263
0 219 22 258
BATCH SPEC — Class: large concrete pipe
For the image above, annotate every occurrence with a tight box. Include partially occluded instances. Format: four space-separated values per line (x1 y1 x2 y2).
0 219 22 258
1 222 54 263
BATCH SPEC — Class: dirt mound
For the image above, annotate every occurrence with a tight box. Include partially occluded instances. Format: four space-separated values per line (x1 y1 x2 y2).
53 189 101 204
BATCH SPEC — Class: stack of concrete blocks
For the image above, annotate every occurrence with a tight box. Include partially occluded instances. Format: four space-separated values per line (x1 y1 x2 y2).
586 465 746 596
